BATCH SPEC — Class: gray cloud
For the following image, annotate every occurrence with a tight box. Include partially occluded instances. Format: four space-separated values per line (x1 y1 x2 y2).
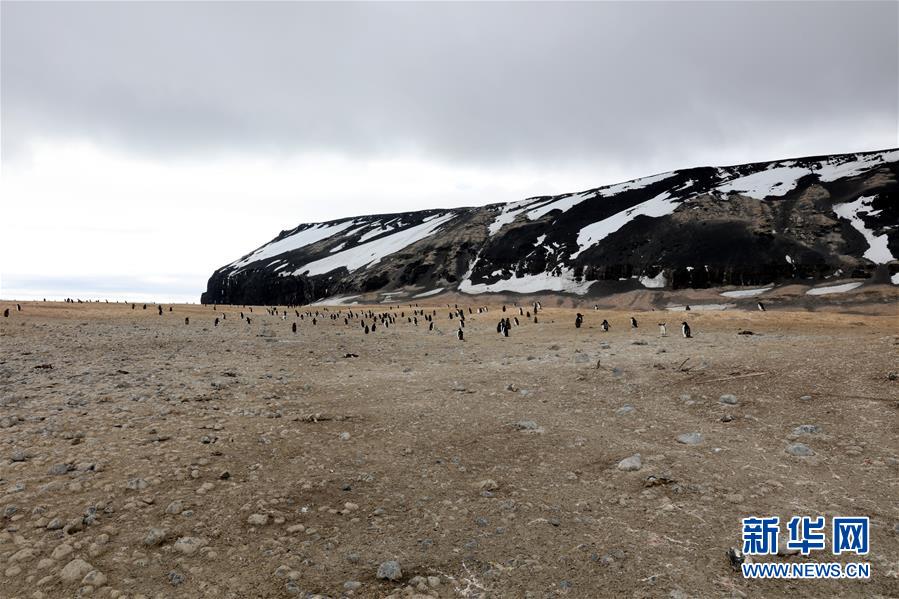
3 1 897 171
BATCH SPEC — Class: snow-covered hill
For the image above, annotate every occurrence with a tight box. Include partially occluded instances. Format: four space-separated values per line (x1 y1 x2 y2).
202 149 899 305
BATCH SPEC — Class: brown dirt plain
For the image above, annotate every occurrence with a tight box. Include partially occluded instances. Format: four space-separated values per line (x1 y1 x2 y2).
1 298 897 599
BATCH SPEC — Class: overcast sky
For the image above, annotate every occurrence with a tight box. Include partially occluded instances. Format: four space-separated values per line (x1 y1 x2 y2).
2 1 897 302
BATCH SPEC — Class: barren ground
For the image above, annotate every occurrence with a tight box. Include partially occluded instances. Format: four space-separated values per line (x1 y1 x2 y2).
1 300 897 599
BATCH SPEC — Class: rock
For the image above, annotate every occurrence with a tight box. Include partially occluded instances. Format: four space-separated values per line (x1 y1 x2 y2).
247 513 269 526
786 443 814 457
9 548 35 562
792 424 820 436
344 580 362 590
143 528 168 546
173 536 206 556
799 395 812 401
376 560 402 581
126 478 148 491
615 405 635 415
719 394 738 405
676 432 703 445
515 420 539 430
338 432 351 441
48 463 71 476
46 518 64 530
59 559 94 584
168 571 185 586
476 479 498 491
82 570 107 586
165 500 184 515
617 454 642 472
51 543 74 560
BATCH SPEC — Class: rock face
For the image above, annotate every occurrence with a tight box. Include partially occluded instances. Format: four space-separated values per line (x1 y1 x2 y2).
202 149 899 305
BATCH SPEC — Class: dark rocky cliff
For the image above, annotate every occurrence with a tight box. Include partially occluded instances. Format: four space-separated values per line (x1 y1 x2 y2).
202 149 899 305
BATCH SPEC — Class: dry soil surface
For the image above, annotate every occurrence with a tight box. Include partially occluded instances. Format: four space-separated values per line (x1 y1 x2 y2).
1 301 897 599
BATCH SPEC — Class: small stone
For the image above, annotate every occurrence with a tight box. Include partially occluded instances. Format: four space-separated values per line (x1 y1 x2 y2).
247 513 268 526
172 536 205 556
59 559 94 584
476 479 498 491
676 432 703 445
799 395 812 401
719 394 738 405
47 518 64 530
168 571 185 586
48 463 71 476
51 543 74 560
376 560 402 581
615 405 635 415
344 580 362 591
786 443 814 457
82 570 107 586
617 454 642 472
338 432 351 441
515 420 539 430
792 424 821 436
165 500 184 515
143 528 168 546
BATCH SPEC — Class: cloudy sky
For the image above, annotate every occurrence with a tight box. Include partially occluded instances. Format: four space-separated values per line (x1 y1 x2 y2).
2 1 897 302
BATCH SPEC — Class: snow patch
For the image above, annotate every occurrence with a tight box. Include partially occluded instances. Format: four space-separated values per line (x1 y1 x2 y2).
310 295 361 306
666 303 736 311
459 269 594 295
891 272 899 285
832 196 895 264
815 150 899 182
571 191 679 258
292 213 456 276
805 282 864 295
639 271 667 289
716 164 810 199
720 287 773 298
413 288 444 298
230 220 357 269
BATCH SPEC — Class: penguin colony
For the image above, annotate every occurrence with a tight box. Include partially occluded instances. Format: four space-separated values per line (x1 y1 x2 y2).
1 300 699 344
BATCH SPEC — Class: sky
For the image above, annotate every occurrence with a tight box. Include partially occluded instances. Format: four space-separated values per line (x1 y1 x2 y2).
2 1 897 302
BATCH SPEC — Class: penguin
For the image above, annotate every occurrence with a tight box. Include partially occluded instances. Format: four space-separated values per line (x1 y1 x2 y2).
575 313 583 329
143 304 147 310
681 322 692 338
246 317 252 325
17 304 22 311
502 305 506 312
371 323 376 332
364 325 370 334
534 316 538 324
214 317 220 327
519 307 524 316
514 317 519 326
132 304 136 310
457 327 464 341
503 324 509 337
312 318 317 325
184 317 189 325
240 312 244 319
630 317 638 329
601 319 610 332
169 306 173 312
429 321 434 331
757 302 766 312
658 322 667 337
292 322 297 334
3 308 8 318
684 305 691 311
496 321 503 334
158 305 163 315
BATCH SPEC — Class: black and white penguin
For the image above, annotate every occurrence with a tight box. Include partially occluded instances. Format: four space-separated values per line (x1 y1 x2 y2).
457 327 464 341
684 305 691 311
246 317 252 325
132 304 136 310
681 322 692 338
630 317 638 329
312 318 317 325
429 321 434 331
658 322 667 337
533 316 538 324
496 321 503 334
575 313 583 329
601 319 610 332
184 317 189 325
365 325 370 334
214 317 219 327
3 308 8 318
757 302 766 312
514 317 519 326
16 304 21 311
371 323 376 332
292 322 297 334
158 305 163 316
169 306 173 312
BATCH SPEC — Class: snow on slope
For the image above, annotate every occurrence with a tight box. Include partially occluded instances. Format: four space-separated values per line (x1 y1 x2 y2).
716 164 810 199
524 172 676 222
832 196 895 264
805 282 864 295
720 287 773 298
230 220 357 270
815 150 899 182
290 213 457 276
458 268 594 295
487 198 546 235
570 191 679 259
